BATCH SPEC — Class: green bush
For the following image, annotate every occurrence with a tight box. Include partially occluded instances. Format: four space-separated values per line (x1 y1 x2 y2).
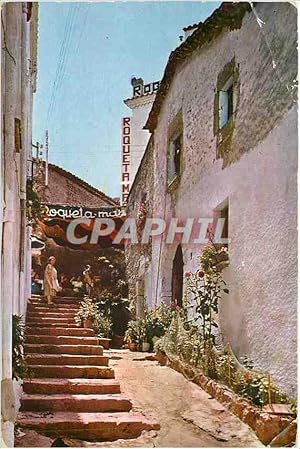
124 320 145 347
156 314 295 411
93 314 112 338
125 303 184 350
75 297 99 325
12 314 27 379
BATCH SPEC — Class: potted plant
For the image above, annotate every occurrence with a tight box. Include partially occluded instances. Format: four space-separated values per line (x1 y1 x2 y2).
75 297 99 328
125 320 144 351
144 304 177 350
142 341 150 352
93 313 112 338
93 313 112 349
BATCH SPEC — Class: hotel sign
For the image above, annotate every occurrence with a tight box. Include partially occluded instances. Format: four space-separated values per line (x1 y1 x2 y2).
121 117 131 206
133 81 160 98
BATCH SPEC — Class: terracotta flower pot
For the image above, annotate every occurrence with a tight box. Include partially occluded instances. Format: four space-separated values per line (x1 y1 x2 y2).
100 338 111 350
112 334 125 348
83 319 93 328
128 342 137 352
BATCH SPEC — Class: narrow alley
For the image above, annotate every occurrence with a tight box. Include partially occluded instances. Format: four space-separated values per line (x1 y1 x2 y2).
1 2 297 447
15 293 261 448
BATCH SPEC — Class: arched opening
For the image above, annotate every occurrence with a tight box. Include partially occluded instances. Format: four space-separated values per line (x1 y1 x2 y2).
171 245 183 307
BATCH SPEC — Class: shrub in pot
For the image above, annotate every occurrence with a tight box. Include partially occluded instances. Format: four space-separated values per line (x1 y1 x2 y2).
75 297 100 328
143 303 180 350
125 320 145 351
93 313 112 338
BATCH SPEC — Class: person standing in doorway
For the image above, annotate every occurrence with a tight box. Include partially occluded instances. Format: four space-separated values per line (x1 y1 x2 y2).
44 256 61 304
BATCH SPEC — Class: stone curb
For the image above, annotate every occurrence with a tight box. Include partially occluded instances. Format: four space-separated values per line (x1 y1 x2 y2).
155 350 296 446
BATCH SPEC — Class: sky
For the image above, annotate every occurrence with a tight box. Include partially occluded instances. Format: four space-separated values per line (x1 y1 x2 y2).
33 1 220 199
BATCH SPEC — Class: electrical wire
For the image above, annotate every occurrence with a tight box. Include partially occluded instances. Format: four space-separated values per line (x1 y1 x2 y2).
46 6 73 125
46 4 80 128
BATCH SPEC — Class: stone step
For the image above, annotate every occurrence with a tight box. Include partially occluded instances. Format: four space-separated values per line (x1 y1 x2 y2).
21 394 132 413
25 354 109 366
28 303 80 311
31 295 81 302
17 411 160 441
53 295 82 300
26 317 76 325
27 309 79 317
24 344 103 355
27 306 79 317
25 323 79 328
23 379 121 395
25 327 94 337
52 298 82 305
27 365 115 379
25 335 100 346
29 300 81 307
27 311 76 318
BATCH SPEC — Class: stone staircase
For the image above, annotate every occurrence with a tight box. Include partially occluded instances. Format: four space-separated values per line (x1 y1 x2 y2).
17 296 159 442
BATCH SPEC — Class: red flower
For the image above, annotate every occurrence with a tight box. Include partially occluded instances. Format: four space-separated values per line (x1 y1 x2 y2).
184 272 191 278
170 301 180 311
198 271 205 278
243 372 250 381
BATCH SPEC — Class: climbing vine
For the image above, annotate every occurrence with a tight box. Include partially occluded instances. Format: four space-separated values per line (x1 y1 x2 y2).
184 245 229 377
12 314 27 379
26 179 45 229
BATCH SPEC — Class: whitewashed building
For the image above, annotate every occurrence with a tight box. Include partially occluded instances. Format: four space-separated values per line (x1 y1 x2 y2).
1 3 38 445
121 77 159 205
126 2 297 396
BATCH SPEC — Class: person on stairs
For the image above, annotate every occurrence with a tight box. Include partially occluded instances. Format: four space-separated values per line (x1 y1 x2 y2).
44 256 61 304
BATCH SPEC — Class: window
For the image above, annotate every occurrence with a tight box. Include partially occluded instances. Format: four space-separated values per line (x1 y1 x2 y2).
219 77 234 129
220 204 229 248
15 118 22 152
213 199 229 250
27 2 33 21
172 245 183 307
214 59 239 165
168 132 182 184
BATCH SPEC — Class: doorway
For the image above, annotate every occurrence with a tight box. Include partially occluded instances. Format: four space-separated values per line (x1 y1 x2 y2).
171 245 183 307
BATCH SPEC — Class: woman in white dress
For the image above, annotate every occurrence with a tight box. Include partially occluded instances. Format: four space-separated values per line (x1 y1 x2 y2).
44 256 61 304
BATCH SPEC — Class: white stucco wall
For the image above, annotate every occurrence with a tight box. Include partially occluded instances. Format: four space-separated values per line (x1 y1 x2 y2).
125 95 155 189
147 3 297 396
1 3 38 445
130 102 152 183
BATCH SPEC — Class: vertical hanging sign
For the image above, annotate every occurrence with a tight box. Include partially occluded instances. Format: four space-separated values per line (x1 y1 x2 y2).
121 117 131 206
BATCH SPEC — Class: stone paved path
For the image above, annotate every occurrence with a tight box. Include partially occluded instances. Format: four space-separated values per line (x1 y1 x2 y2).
16 298 262 447
64 350 263 447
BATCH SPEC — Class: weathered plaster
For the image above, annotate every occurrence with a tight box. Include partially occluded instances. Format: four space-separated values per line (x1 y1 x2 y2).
130 3 297 396
1 3 38 445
